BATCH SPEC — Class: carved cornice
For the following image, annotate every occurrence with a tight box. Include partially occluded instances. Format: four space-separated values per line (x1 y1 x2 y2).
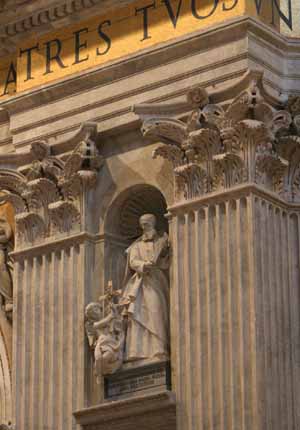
167 183 300 216
0 0 136 55
4 0 103 39
10 230 100 260
74 391 176 429
0 122 102 248
134 70 300 204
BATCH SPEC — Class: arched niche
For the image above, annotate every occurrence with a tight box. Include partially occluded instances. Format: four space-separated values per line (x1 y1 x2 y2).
103 184 168 292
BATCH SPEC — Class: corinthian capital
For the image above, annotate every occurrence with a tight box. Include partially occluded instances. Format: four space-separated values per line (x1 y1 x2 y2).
134 70 300 203
0 122 104 248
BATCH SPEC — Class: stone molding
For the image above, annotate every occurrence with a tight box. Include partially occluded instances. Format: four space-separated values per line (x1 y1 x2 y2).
10 230 99 260
0 1 298 57
166 183 300 218
4 0 103 39
0 0 136 55
3 17 297 116
134 70 300 204
0 17 298 153
0 122 102 249
73 391 176 430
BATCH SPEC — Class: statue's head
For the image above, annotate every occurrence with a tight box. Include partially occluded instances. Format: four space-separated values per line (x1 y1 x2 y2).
0 216 12 245
139 213 156 233
85 302 102 321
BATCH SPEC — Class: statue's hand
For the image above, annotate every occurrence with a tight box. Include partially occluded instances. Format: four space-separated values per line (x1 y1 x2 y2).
144 261 155 272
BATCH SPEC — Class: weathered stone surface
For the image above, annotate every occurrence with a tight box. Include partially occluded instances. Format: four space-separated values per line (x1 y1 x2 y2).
0 5 299 430
132 69 300 430
104 361 171 400
0 0 137 55
0 309 12 426
74 391 176 430
0 18 299 153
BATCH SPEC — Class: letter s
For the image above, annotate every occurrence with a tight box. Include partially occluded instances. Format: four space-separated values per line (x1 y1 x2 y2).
97 20 111 56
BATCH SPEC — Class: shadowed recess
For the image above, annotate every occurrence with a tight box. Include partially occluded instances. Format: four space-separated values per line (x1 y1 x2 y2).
106 184 168 239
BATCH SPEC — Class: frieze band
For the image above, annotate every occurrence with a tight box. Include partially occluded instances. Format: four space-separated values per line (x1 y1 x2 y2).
0 0 295 98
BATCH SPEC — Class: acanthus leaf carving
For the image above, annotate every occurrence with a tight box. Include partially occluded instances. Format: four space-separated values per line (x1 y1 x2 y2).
0 122 104 247
213 153 245 190
174 163 208 200
48 201 81 235
27 140 64 182
15 212 46 245
276 135 300 201
287 95 300 117
152 145 184 168
59 174 82 201
255 152 288 194
229 120 270 183
136 71 300 203
24 178 60 210
0 191 27 215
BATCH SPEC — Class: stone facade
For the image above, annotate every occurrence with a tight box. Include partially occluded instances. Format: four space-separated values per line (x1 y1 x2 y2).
0 1 299 430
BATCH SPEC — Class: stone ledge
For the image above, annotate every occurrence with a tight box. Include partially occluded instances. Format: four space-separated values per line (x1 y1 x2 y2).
73 391 176 430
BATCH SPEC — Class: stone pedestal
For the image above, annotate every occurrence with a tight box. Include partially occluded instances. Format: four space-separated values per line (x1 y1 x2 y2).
104 361 171 401
74 391 176 430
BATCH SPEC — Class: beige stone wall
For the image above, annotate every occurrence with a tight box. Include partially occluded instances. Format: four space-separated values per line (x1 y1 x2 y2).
280 0 300 36
0 9 299 430
170 191 300 430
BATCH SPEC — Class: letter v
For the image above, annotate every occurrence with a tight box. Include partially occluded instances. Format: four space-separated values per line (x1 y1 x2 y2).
253 0 263 14
162 0 183 28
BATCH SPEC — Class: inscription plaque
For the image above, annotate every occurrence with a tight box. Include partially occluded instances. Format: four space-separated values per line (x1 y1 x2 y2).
104 361 171 400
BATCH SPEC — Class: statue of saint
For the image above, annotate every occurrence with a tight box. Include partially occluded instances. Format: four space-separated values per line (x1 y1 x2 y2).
121 213 170 363
85 215 170 377
0 215 13 315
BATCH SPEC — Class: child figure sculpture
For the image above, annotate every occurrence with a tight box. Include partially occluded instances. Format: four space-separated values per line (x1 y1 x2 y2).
85 285 124 380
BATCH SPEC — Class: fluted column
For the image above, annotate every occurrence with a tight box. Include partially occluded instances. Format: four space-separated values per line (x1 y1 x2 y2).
0 123 103 430
135 71 300 430
0 310 12 425
169 187 300 430
12 236 96 430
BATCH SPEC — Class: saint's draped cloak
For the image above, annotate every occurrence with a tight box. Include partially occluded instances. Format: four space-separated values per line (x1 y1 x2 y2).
122 232 169 362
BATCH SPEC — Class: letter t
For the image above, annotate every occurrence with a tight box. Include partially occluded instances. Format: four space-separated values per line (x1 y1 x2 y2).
135 2 156 41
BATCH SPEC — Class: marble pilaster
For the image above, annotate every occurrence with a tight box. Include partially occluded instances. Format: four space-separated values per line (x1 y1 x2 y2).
134 70 300 430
